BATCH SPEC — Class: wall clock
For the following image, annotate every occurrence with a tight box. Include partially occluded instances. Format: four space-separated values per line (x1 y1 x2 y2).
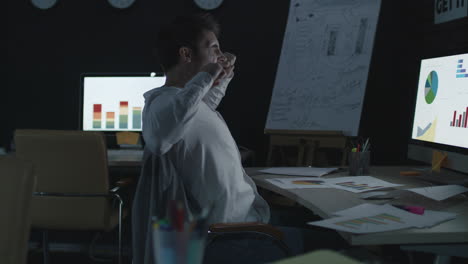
194 0 223 10
31 0 57 9
108 0 136 9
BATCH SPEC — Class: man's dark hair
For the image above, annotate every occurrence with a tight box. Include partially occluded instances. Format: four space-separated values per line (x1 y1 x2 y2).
156 13 220 72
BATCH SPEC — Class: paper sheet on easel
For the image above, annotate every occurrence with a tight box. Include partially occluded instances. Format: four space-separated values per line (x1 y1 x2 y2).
116 132 139 145
432 150 448 172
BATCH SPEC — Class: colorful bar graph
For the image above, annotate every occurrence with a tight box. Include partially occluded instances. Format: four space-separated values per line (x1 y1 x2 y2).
93 104 102 128
457 59 468 78
119 101 128 129
90 101 144 130
132 107 142 129
106 112 115 129
450 107 468 128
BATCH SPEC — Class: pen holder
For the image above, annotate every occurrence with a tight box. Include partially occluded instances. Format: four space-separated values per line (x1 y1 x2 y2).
152 221 207 264
348 151 370 176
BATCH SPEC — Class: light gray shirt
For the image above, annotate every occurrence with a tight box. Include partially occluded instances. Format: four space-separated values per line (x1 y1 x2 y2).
132 72 270 264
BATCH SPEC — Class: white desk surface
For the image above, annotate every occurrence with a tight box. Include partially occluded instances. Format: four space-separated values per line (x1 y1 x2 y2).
247 166 468 246
107 149 143 167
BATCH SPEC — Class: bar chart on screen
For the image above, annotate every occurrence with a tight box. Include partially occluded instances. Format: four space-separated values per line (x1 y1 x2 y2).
91 101 143 130
450 107 468 128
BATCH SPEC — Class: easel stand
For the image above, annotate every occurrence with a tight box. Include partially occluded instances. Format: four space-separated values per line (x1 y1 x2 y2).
265 129 348 167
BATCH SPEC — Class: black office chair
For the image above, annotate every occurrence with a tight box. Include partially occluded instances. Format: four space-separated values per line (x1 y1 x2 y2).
204 222 292 263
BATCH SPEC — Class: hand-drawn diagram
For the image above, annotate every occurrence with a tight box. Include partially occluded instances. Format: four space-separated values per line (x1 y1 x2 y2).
266 0 381 136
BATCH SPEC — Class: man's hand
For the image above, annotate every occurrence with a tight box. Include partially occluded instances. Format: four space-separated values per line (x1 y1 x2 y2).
201 62 226 83
218 52 236 79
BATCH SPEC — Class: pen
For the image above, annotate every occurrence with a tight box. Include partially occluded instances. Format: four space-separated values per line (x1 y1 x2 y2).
174 201 185 232
362 138 369 152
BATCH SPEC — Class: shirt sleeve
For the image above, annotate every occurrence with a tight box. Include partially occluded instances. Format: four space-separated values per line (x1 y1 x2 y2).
143 72 214 156
202 76 233 110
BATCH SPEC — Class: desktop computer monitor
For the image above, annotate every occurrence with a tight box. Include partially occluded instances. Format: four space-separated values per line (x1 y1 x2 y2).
408 52 468 173
79 72 166 132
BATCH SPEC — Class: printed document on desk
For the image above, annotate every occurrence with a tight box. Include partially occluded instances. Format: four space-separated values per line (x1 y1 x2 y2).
406 185 468 201
308 204 456 233
259 167 338 177
264 176 400 191
326 176 403 193
266 177 332 189
332 203 457 228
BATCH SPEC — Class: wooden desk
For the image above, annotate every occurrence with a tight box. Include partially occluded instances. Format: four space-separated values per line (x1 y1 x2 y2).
107 147 255 167
107 149 143 167
247 166 468 246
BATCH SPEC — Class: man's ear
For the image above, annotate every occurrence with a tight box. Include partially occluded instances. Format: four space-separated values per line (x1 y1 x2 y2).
179 47 192 63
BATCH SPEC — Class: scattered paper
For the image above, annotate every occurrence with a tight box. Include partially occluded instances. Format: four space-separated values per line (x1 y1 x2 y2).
359 191 389 199
415 210 457 228
309 204 417 233
309 203 457 233
264 176 402 192
332 203 457 228
332 203 382 217
406 185 468 201
326 176 403 193
265 177 331 189
259 167 338 177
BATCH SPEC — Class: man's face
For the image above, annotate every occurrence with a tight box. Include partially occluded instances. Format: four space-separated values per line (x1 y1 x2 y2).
190 30 224 72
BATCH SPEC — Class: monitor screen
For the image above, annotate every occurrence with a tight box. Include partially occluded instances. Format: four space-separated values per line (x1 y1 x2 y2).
80 73 166 131
411 53 468 149
408 52 468 174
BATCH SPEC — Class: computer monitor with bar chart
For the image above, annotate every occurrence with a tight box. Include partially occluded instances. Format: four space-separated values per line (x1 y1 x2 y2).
408 52 468 173
80 72 166 132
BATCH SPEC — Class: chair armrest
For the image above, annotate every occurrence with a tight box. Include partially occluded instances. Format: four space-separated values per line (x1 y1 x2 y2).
110 177 134 193
115 177 133 187
209 222 284 241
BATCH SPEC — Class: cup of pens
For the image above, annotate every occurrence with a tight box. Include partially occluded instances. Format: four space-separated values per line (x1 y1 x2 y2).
152 201 210 264
348 139 371 176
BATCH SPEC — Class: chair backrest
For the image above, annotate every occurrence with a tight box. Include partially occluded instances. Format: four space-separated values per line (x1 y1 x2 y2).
15 129 109 194
14 130 113 230
0 156 35 264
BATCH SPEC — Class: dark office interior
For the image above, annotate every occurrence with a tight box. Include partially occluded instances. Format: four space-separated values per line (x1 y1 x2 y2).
4 0 468 263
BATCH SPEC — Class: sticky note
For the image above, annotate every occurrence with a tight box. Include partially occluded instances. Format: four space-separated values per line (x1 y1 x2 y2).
116 132 140 145
431 150 448 172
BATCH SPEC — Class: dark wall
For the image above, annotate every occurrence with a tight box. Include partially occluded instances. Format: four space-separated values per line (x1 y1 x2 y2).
5 0 468 165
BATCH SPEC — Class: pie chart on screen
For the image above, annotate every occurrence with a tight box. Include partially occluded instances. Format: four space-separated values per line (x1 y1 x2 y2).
425 71 438 104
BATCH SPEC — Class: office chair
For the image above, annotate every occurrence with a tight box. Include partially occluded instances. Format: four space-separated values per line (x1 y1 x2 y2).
14 129 131 264
0 156 36 264
205 222 292 263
